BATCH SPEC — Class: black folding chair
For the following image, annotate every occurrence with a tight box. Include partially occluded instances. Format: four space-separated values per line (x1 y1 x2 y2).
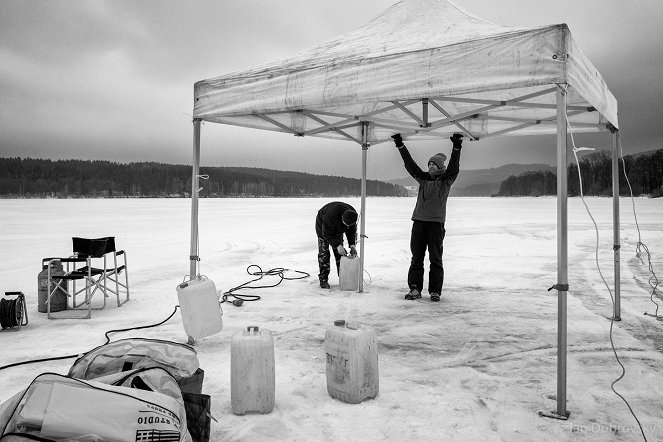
95 236 130 307
46 237 129 319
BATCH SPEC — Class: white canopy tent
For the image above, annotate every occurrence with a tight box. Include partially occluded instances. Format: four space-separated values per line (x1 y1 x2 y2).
191 0 621 419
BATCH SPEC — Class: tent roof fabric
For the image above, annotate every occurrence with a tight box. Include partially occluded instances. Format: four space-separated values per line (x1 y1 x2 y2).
193 0 618 145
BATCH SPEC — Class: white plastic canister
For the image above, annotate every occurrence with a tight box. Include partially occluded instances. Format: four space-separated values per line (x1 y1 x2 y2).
324 320 379 404
176 276 223 341
339 256 360 291
231 326 275 414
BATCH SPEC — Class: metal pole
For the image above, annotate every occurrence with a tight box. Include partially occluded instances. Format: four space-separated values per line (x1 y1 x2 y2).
612 129 621 320
189 118 202 278
359 122 369 292
555 85 569 418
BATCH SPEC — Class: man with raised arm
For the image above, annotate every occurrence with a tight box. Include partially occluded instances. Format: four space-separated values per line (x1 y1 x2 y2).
392 133 463 302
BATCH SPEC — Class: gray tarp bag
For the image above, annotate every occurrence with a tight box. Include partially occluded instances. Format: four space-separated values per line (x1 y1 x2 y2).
103 366 211 442
67 338 200 384
0 372 191 441
68 338 209 442
0 338 209 441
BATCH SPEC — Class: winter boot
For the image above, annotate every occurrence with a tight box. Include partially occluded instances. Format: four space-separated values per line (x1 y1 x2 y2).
320 279 331 289
404 287 421 300
430 292 440 302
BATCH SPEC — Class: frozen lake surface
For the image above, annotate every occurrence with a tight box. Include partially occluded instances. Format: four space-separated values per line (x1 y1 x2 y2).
1 197 662 441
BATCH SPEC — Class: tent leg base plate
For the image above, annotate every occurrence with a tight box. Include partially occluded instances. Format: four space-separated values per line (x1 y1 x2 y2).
538 410 570 420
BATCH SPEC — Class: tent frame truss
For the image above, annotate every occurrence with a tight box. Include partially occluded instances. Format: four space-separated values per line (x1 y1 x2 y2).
246 88 602 146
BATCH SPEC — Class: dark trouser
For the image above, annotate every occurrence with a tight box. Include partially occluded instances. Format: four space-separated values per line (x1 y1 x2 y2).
318 237 342 282
408 220 446 294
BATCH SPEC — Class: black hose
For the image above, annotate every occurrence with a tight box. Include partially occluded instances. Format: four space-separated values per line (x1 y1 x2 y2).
220 265 309 305
0 306 181 372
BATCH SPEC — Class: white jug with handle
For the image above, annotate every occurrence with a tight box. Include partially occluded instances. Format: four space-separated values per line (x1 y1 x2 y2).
176 276 223 343
339 256 360 291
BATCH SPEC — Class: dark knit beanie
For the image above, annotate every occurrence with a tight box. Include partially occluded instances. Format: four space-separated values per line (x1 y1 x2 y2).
428 152 448 169
342 210 358 226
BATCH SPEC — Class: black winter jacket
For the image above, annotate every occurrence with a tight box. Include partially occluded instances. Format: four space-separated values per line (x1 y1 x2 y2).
315 201 357 248
398 144 461 223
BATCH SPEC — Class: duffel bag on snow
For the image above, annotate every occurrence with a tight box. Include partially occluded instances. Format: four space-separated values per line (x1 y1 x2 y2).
68 338 199 380
100 366 210 442
68 338 209 442
0 372 191 441
68 337 202 393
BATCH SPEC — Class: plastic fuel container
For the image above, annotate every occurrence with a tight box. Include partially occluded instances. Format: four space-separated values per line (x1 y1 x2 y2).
325 320 379 404
176 276 223 341
339 256 360 291
231 326 275 414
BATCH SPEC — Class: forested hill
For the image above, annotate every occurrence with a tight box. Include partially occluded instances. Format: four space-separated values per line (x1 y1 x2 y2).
494 149 663 197
0 158 408 198
388 162 556 196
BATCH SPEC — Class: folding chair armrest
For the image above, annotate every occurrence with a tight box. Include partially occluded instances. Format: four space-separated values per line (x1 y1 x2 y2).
47 257 88 264
42 257 62 266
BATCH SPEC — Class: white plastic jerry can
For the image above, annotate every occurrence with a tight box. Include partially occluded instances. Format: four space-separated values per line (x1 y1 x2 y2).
339 256 360 291
325 320 379 404
231 326 275 415
176 276 223 342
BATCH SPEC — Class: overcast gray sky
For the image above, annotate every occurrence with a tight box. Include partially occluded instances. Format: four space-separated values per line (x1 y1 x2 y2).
1 0 662 180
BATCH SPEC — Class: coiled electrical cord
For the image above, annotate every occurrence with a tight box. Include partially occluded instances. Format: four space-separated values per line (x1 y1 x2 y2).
221 265 309 305
0 293 27 330
0 298 22 329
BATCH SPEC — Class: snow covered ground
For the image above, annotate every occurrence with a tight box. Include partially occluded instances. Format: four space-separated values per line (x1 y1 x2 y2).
1 196 662 441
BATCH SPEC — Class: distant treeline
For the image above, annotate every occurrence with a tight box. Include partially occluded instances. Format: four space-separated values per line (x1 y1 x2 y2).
0 158 408 198
495 149 663 197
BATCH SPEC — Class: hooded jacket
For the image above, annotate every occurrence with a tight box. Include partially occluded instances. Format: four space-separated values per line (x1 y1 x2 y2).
315 201 357 248
398 144 461 223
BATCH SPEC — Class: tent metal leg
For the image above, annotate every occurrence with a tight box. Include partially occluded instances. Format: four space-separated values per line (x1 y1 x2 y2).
359 122 369 292
612 129 621 321
555 85 570 419
189 118 202 278
540 85 570 420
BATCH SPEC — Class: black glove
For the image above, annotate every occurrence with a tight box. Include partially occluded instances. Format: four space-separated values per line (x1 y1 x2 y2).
391 133 404 148
450 133 463 148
